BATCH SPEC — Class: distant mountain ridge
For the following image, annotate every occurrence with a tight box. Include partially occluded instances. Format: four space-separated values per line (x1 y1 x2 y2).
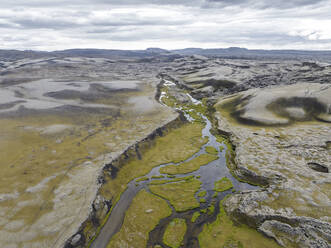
1 47 331 62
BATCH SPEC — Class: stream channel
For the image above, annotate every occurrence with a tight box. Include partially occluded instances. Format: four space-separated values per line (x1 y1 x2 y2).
91 81 258 248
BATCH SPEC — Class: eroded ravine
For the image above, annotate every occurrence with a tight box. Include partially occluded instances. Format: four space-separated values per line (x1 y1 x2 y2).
91 80 257 248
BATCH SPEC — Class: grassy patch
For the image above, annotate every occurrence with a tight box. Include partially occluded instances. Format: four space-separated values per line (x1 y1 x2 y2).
200 209 207 214
136 177 149 182
149 177 201 212
163 218 187 248
149 176 194 185
107 190 171 248
160 87 177 108
191 212 201 223
198 198 281 248
205 146 218 155
198 190 207 197
161 85 208 123
160 153 218 175
207 205 215 215
214 177 233 192
152 175 165 179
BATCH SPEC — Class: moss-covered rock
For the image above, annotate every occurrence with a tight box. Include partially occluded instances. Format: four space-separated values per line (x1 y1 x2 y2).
214 177 234 192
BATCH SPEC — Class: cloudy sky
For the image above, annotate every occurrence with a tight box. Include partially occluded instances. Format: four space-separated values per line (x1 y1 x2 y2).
0 0 330 51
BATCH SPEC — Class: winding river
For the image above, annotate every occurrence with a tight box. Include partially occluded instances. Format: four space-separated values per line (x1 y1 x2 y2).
91 84 257 248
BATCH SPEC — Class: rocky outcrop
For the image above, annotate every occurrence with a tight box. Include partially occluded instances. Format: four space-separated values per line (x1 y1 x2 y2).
224 191 331 247
215 83 331 247
165 57 331 99
191 86 215 99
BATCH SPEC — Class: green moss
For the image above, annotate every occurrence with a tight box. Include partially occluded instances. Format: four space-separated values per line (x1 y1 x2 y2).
186 108 204 123
149 177 201 212
152 175 165 179
215 134 233 151
107 190 171 248
136 177 149 182
265 187 331 221
205 146 218 155
160 153 218 175
214 177 234 192
198 191 207 197
198 197 281 248
207 205 215 215
160 87 178 108
200 198 207 203
214 94 246 127
200 209 207 214
163 218 187 248
219 145 225 152
161 85 208 123
149 176 195 185
191 212 201 223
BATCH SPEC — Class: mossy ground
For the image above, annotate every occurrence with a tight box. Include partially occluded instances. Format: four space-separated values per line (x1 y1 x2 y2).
198 191 207 197
160 85 208 123
107 190 172 248
163 218 187 248
198 198 281 248
191 212 201 223
149 175 195 186
0 113 122 228
205 146 218 155
100 122 207 206
152 175 165 179
214 177 234 192
136 177 149 182
149 177 202 212
207 204 215 215
160 153 218 175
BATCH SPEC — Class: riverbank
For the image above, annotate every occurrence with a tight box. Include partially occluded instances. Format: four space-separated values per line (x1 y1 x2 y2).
82 77 282 248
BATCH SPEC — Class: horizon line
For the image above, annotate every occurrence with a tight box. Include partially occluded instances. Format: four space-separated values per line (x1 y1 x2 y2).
1 46 331 53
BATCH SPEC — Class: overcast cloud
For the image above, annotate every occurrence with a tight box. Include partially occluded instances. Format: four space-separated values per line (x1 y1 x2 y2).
0 0 330 51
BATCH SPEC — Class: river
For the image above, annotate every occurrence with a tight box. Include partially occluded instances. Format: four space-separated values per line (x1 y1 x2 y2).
90 84 257 248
